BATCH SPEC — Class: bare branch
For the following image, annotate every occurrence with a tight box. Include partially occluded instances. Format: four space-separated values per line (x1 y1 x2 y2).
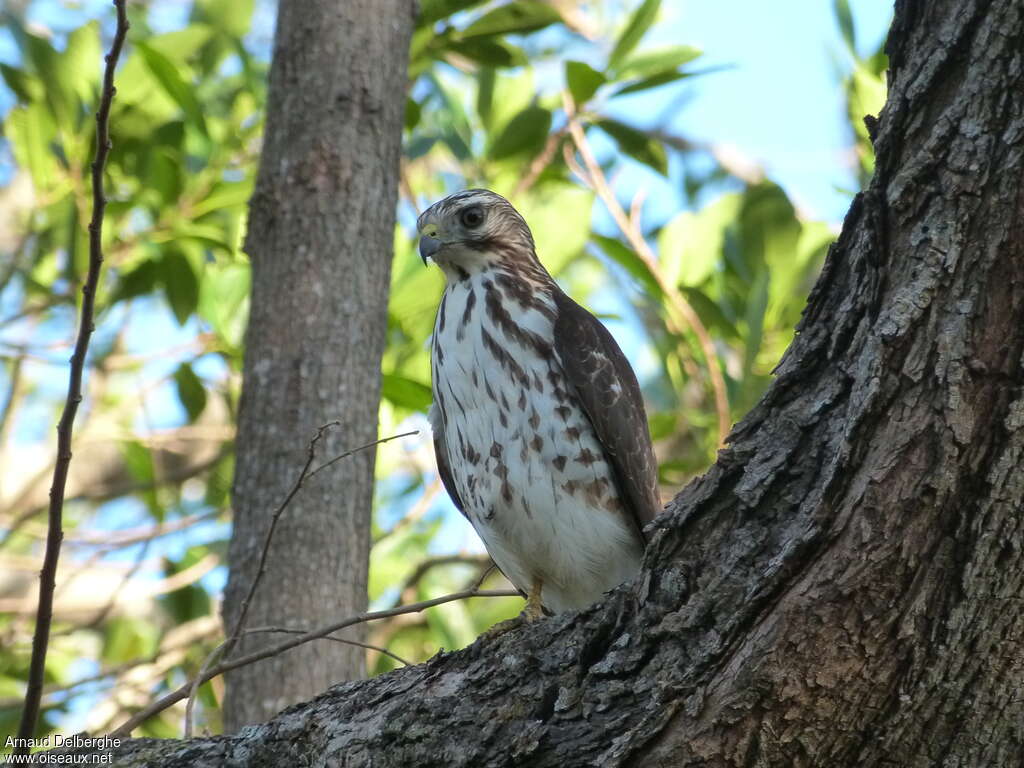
113 586 519 738
15 2 130 752
245 626 412 667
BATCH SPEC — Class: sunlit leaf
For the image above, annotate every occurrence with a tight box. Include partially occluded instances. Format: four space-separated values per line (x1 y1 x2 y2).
196 0 255 38
658 193 741 287
24 34 73 126
614 45 701 80
609 0 660 70
517 185 593 275
460 1 562 38
136 41 209 136
5 103 57 188
102 617 160 664
565 60 605 106
64 22 102 106
382 374 432 412
199 262 251 348
191 180 254 218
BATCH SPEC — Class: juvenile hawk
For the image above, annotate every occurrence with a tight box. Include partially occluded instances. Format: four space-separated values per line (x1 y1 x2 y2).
418 189 660 616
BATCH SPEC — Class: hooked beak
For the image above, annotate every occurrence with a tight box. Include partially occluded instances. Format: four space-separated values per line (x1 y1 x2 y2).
419 235 442 266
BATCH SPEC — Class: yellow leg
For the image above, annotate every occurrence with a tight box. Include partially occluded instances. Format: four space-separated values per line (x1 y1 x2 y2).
523 575 545 621
478 575 546 640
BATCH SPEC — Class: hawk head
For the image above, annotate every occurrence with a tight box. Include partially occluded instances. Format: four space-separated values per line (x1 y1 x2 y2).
417 189 536 274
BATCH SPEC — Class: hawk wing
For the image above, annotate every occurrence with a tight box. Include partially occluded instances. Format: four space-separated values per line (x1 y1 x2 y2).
553 290 661 539
428 402 466 516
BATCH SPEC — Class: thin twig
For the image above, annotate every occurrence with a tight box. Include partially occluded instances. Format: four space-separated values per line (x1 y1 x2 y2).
245 626 412 667
112 586 518 738
563 94 731 445
307 429 418 480
15 2 129 753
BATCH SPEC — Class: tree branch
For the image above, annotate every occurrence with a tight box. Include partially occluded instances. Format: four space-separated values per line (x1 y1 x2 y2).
112 586 518 738
15 1 130 752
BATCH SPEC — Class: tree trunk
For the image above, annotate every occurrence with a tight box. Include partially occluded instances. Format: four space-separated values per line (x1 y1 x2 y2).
65 0 1023 762
221 0 414 731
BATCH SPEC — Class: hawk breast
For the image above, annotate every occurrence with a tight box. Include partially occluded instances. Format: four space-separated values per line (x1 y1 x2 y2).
430 269 651 613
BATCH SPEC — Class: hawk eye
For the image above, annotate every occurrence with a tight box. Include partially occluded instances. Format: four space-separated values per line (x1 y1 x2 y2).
460 206 484 228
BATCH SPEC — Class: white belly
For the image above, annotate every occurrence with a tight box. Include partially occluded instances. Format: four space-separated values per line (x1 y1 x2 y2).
430 278 643 613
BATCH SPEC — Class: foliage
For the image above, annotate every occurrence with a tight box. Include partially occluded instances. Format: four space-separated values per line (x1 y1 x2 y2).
0 0 885 742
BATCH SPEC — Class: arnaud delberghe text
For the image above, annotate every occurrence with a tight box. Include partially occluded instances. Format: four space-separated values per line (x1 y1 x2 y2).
5 734 120 764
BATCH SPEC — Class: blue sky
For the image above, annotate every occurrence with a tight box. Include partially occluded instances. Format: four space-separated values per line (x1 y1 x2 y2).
668 0 889 221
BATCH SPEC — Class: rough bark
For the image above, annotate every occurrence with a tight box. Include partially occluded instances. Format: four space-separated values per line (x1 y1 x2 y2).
220 0 414 731
65 0 1022 763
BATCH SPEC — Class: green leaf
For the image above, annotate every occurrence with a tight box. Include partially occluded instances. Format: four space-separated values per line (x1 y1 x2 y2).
516 186 593 275
174 363 208 422
594 119 668 175
489 105 551 160
614 45 701 80
119 441 162 518
64 22 102 106
609 0 660 70
658 193 741 288
155 224 236 253
405 97 422 132
102 617 160 664
0 64 41 103
679 286 740 341
592 234 663 300
476 68 495 127
382 374 432 412
159 251 200 325
196 0 254 38
447 38 527 68
136 41 208 136
834 0 856 53
191 180 253 217
5 103 56 188
145 24 217 63
612 71 688 96
461 1 562 38
743 268 770 377
419 0 490 25
110 260 160 304
24 33 73 125
199 262 251 348
565 61 606 106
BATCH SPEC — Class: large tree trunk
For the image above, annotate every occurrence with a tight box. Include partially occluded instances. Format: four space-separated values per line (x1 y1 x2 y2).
221 0 414 731
65 0 1023 762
